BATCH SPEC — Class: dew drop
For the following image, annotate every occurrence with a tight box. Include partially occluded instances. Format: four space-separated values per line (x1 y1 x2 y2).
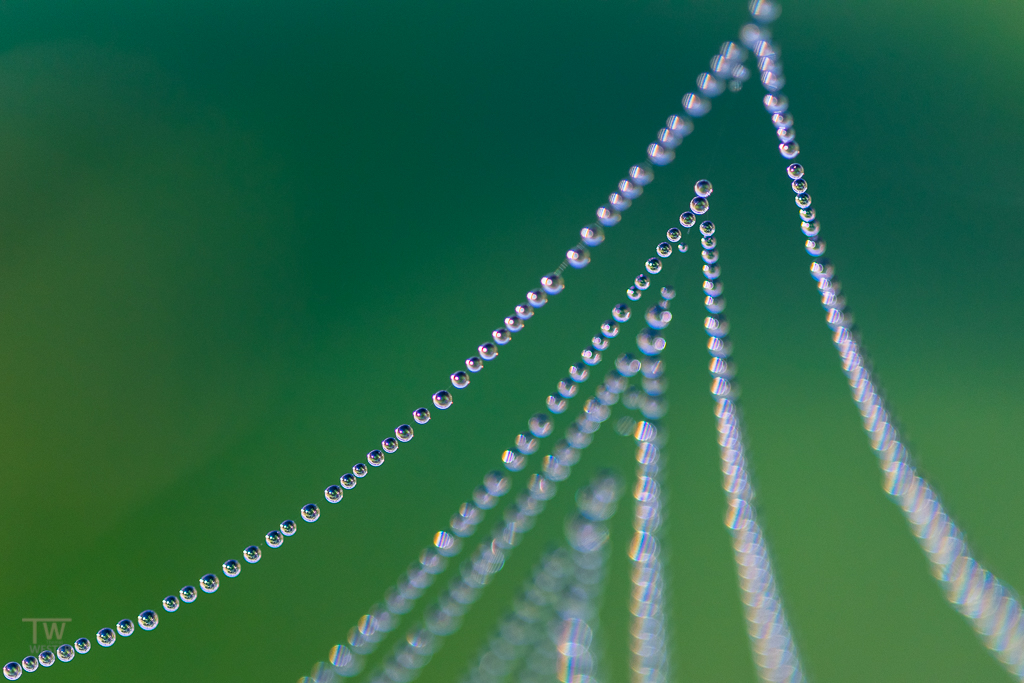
162 595 180 612
787 163 805 179
20 657 37 673
55 646 75 663
222 559 241 577
645 258 662 274
492 328 511 345
541 273 564 295
243 546 262 563
777 127 795 143
600 320 619 338
666 227 682 243
515 302 534 319
526 289 548 307
690 197 710 214
801 220 820 237
528 413 553 438
661 286 676 300
697 72 725 97
772 111 794 128
501 449 526 472
591 334 609 351
569 364 590 382
678 243 689 253
353 463 368 477
432 390 453 409
682 92 710 117
779 141 800 159
699 221 716 237
325 484 344 502
679 211 696 228
412 407 431 425
695 179 713 197
792 178 807 193
656 242 672 257
265 530 284 548
634 274 651 290
646 143 674 166
382 437 399 453
367 450 385 467
702 236 717 250
116 619 135 636
567 246 591 269
505 316 523 332
138 610 159 631
750 0 781 22
516 433 540 454
581 347 601 366
629 164 654 186
301 504 320 522
763 93 788 113
37 652 54 668
596 205 621 226
546 395 568 413
3 662 22 680
612 304 631 322
558 378 578 398
340 474 357 490
702 249 719 265
280 520 298 536
580 224 605 247
396 424 415 441
451 371 470 388
626 286 642 301
800 206 816 221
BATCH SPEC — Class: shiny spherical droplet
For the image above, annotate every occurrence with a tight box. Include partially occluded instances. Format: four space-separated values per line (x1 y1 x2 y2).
325 484 344 502
514 302 534 320
138 610 159 631
580 224 605 247
567 246 591 269
772 111 794 128
780 141 800 159
777 126 796 143
526 289 547 307
646 143 674 166
612 304 631 322
501 449 527 472
732 64 751 82
795 192 812 208
591 334 609 351
697 221 715 237
265 530 284 548
432 390 453 409
451 370 470 389
694 179 713 197
381 437 399 453
478 342 498 360
679 211 696 228
792 178 808 193
690 197 709 214
37 652 55 668
800 206 816 221
540 273 564 295
557 378 578 398
569 364 590 382
55 645 75 663
682 92 710 117
701 235 717 250
340 474 357 489
806 239 826 256
301 504 320 522
73 638 90 654
280 520 297 536
581 347 601 366
20 657 38 674
546 395 568 413
810 258 835 280
645 258 662 274
116 619 135 636
678 243 689 253
504 315 523 332
367 450 385 467
222 559 240 578
801 220 821 237
243 545 261 564
162 595 180 612
703 263 721 280
626 286 642 301
656 242 672 258
492 327 511 345
600 320 619 338
634 274 651 290
95 626 115 651
396 424 414 442
465 356 483 373
787 163 805 179
666 229 683 245
353 463 368 477
702 249 719 264
661 286 676 300
410 407 431 425
528 413 553 438
3 662 22 680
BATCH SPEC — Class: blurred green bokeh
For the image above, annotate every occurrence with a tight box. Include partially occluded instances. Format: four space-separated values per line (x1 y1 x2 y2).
1 0 1023 681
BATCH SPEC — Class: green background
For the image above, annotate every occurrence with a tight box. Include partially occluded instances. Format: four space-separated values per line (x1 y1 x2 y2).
1 0 1022 681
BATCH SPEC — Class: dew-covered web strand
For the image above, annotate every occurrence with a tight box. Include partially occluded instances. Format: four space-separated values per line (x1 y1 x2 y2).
743 15 1024 679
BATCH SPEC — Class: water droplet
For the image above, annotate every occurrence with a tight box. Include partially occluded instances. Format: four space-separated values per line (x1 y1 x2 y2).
795 192 812 208
116 619 135 636
558 378 578 398
432 530 459 555
340 474 357 489
20 657 37 673
609 191 633 211
528 413 553 438
492 328 511 345
627 286 642 301
240 546 261 564
694 180 714 198
325 484 344 502
138 610 159 631
541 273 564 295
484 470 511 496
645 258 662 274
56 645 75 663
679 211 696 228
301 504 320 522
690 197 710 214
732 64 751 81
396 424 414 442
382 437 399 453
704 263 721 280
634 274 651 290
567 246 591 269
37 652 54 668
786 163 805 180
515 433 539 454
661 286 677 300
580 224 605 247
546 395 568 413
596 205 621 226
367 450 385 467
806 239 826 256
780 141 800 159
761 70 785 91
664 230 682 247
791 178 808 193
702 249 720 265
810 258 835 280
702 236 717 249
628 164 654 187
353 463 368 477
432 390 453 409
705 314 730 338
581 347 601 366
222 559 240 578
500 448 526 471
478 343 499 362
646 143 674 166
678 243 689 253
3 662 22 680
162 595 180 612
646 305 673 330
800 206 816 221
591 334 609 351
697 72 724 97
265 530 284 548
763 93 788 113
618 179 642 199
612 304 631 322
526 289 548 307
772 111 794 128
801 220 820 237
656 242 672 257
505 315 523 332
749 0 781 23
569 364 589 382
600 320 619 339
682 92 711 117
280 519 297 536
657 128 682 151
777 126 796 143
73 639 90 655
451 370 470 389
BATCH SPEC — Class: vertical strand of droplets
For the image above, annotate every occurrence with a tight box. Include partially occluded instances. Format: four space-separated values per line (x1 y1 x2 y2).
739 3 1024 675
623 297 675 683
699 207 807 683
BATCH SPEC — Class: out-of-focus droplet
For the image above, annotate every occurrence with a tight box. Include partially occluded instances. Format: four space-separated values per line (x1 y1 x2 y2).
646 143 674 166
541 273 565 295
612 304 631 322
618 178 642 199
682 93 710 117
627 286 642 301
601 320 619 338
580 224 605 247
596 206 621 226
529 413 553 438
567 246 591 269
780 141 800 159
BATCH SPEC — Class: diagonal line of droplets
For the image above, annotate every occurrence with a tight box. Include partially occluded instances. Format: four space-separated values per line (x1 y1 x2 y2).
304 194 701 682
742 6 1024 678
0 35 746 682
